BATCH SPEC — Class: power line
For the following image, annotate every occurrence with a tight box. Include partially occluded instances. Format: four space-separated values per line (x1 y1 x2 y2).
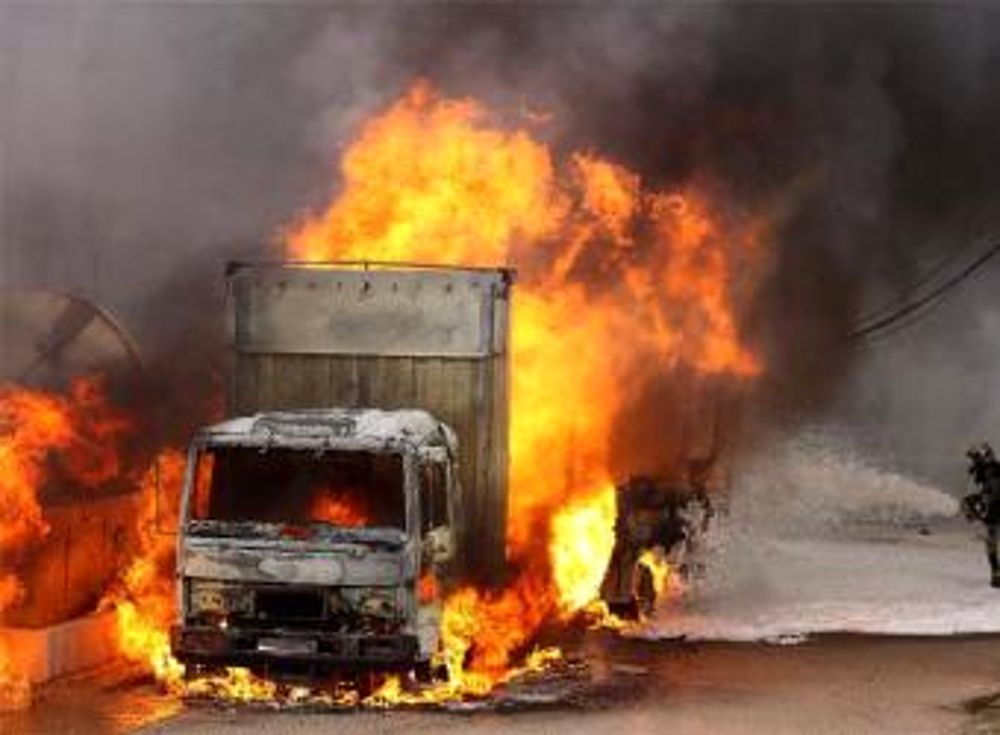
859 296 950 345
848 238 1000 341
852 234 985 330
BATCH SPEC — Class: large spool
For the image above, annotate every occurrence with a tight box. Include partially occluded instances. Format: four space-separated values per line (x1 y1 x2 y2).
0 289 144 627
0 289 142 389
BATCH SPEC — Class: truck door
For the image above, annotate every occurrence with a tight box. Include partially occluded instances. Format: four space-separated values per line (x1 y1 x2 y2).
419 461 454 582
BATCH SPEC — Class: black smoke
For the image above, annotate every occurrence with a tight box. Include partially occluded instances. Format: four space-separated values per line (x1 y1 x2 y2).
3 3 1000 483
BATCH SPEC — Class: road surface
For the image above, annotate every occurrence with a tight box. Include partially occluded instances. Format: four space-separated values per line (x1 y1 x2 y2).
5 635 1000 734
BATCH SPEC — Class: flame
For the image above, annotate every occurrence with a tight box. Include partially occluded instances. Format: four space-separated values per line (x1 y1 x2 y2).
418 572 439 604
184 667 277 703
0 644 30 712
284 81 765 694
365 645 565 707
285 81 564 266
550 485 618 613
103 450 349 705
101 448 187 689
638 549 673 600
309 489 368 527
437 573 553 693
429 485 615 693
0 376 131 705
0 377 130 597
102 450 297 705
91 81 763 707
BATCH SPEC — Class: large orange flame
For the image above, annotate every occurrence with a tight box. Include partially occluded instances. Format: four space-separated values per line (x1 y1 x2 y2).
101 448 186 689
285 81 767 692
0 82 765 709
0 376 131 709
84 81 766 706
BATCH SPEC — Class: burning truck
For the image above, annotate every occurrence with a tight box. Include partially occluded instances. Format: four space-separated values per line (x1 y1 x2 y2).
172 409 458 678
2 84 762 702
169 261 730 682
171 263 511 678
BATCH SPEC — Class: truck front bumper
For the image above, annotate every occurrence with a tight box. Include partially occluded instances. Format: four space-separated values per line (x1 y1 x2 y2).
171 624 420 671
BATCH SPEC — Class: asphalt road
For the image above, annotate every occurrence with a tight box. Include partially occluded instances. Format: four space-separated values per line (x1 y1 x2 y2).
8 634 1000 735
8 504 1000 734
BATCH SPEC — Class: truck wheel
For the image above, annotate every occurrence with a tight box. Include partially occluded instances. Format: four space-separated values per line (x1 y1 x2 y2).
414 660 448 684
414 660 433 684
355 672 379 699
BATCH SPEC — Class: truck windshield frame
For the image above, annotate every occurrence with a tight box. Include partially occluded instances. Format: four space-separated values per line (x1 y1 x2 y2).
418 459 452 534
183 443 411 533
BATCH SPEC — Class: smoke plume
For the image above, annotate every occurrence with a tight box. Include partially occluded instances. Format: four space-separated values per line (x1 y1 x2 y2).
3 3 1000 482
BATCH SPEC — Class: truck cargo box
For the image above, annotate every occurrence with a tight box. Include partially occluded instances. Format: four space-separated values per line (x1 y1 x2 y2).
226 262 511 580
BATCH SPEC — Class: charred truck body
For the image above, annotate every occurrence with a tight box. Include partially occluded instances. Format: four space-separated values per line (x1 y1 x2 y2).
600 475 714 618
600 375 733 618
171 264 512 676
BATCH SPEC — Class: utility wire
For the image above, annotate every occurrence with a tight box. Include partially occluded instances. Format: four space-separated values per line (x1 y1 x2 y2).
857 249 994 345
859 296 950 344
852 233 985 330
848 238 1000 341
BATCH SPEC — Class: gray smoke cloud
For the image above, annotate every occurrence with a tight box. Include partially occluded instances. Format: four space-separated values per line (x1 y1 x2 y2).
2 2 1000 482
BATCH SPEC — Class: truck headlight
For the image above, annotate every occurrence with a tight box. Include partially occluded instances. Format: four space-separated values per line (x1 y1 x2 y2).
189 581 253 616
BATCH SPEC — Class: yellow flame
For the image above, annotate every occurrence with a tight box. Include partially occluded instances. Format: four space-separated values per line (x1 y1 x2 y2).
0 641 30 712
550 485 617 613
638 549 672 599
100 81 764 705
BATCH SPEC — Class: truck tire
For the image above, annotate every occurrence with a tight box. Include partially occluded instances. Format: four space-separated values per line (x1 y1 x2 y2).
414 659 449 684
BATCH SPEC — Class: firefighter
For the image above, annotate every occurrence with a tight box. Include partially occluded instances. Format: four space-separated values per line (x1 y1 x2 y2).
963 443 1000 587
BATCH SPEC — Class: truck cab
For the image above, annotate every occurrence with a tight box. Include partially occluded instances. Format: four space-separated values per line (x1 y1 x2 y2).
170 408 458 677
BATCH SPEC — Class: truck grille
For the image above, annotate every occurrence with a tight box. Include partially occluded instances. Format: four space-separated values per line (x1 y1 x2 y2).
255 589 324 621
